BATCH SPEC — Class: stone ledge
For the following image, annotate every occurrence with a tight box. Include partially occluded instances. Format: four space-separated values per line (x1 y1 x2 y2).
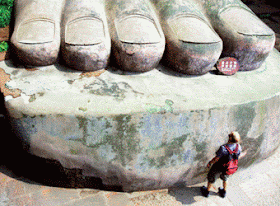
1 50 280 117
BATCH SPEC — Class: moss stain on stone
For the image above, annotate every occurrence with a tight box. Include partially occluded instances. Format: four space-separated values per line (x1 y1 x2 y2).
29 94 36 102
70 149 78 155
193 139 207 162
79 107 88 112
104 115 140 167
38 92 45 96
81 115 140 166
233 102 256 138
67 80 75 85
144 134 189 169
21 113 36 119
86 79 129 101
76 116 88 144
145 99 174 114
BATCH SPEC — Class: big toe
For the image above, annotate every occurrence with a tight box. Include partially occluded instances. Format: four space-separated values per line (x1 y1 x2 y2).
11 0 64 66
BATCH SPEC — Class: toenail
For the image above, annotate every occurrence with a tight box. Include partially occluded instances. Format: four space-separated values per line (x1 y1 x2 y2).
219 7 274 36
168 15 221 43
115 15 161 44
17 19 55 44
65 17 105 45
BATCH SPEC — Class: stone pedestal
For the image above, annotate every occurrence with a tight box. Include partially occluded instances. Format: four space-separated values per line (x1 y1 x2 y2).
1 49 280 191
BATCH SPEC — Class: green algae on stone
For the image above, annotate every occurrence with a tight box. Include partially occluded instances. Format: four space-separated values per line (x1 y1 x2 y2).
86 80 133 101
106 115 140 166
38 92 45 97
143 134 190 169
78 107 88 112
79 115 140 166
76 116 88 144
70 149 79 155
233 102 256 138
145 99 174 114
29 94 36 103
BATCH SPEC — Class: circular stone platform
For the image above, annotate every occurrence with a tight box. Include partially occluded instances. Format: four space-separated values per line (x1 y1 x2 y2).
1 49 280 191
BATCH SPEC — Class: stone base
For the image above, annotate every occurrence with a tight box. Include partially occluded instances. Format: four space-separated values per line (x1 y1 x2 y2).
1 49 280 191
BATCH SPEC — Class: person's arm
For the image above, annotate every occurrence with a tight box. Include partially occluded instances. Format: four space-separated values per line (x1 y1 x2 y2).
207 156 220 168
239 150 247 159
207 145 224 168
237 144 246 159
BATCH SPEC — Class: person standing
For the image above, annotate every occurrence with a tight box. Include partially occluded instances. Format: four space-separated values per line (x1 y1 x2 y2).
201 131 243 198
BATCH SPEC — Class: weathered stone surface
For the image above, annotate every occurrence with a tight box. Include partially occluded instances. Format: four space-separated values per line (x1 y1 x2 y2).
107 0 165 72
202 0 276 71
61 0 111 71
10 0 276 74
1 146 280 205
1 49 280 191
10 0 65 66
156 0 222 74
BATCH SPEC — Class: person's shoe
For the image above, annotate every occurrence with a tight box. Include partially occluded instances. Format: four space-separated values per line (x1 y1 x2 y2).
200 186 210 197
218 187 226 198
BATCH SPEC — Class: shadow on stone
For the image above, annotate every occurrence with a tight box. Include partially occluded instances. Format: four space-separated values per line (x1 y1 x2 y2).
0 92 123 192
168 185 218 205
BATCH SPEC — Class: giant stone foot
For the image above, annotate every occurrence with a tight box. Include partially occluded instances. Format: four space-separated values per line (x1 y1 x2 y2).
11 0 275 73
1 0 279 191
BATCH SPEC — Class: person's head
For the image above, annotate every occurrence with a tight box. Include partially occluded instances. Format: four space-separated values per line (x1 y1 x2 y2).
228 131 240 143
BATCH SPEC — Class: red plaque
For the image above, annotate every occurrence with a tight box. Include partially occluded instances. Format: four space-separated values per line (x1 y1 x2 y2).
217 57 239 75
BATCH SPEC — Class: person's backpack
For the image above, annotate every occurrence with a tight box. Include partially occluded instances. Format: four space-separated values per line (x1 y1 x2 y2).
223 144 239 175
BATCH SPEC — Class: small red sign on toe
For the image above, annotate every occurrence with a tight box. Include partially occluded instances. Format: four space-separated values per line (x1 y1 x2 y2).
217 57 239 75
